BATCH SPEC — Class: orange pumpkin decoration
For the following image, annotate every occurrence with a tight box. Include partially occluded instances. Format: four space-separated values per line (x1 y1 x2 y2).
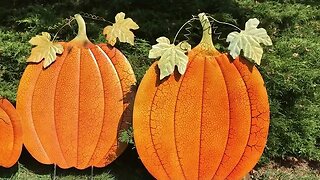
0 98 22 168
16 14 136 169
133 14 270 179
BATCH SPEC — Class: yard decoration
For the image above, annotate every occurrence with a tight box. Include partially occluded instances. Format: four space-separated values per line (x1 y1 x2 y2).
133 13 272 179
16 13 138 169
0 97 22 168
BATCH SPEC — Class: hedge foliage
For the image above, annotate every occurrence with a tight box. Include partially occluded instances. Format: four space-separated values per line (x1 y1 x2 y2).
0 0 319 163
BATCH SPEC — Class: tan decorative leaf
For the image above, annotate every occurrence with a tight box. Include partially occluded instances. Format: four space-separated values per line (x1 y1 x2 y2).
103 12 139 46
226 18 272 65
28 32 64 68
149 37 191 80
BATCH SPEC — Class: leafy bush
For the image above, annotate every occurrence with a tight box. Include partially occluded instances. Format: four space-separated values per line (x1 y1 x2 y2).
241 1 320 162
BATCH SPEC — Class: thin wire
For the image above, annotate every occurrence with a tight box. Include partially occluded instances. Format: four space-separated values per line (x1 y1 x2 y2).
53 164 57 180
79 12 113 24
172 13 242 45
173 15 198 44
50 12 113 42
52 16 75 42
211 21 224 40
206 13 242 31
90 166 94 180
16 162 20 180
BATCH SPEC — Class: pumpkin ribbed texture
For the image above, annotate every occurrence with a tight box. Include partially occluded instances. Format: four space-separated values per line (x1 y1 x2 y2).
0 98 22 168
133 46 270 179
16 43 136 169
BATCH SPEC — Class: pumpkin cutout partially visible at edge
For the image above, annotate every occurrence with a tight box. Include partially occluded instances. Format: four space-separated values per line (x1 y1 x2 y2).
16 14 136 169
0 98 22 168
133 13 270 179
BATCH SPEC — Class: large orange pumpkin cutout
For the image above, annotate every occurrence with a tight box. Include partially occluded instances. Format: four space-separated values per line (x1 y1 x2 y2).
0 98 22 168
16 14 136 169
133 13 270 179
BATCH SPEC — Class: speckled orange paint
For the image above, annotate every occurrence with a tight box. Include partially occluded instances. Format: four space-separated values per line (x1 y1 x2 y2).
16 42 136 169
133 43 270 179
0 98 22 168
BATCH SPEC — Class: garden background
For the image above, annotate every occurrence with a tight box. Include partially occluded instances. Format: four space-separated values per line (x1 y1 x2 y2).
0 0 319 179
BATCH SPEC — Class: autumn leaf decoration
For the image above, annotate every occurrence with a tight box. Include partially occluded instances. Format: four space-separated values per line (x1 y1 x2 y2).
28 32 63 68
149 37 191 80
226 18 272 65
27 12 139 68
103 12 139 46
149 15 272 81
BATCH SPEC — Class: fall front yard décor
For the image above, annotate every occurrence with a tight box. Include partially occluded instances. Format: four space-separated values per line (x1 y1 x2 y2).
133 13 272 179
0 98 22 168
16 13 138 169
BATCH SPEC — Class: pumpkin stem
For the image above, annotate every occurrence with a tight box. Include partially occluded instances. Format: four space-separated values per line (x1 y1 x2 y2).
75 14 87 38
70 14 93 47
197 13 220 55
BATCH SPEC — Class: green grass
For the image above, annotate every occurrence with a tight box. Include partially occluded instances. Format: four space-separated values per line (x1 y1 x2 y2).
253 169 319 180
1 156 319 180
0 146 153 180
10 165 114 180
252 160 320 180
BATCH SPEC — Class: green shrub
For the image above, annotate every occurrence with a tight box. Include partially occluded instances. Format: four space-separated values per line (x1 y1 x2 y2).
240 1 320 161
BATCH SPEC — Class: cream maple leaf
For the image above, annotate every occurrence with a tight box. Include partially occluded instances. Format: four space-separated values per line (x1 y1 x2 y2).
28 32 64 68
149 37 191 80
226 18 272 65
103 12 139 46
